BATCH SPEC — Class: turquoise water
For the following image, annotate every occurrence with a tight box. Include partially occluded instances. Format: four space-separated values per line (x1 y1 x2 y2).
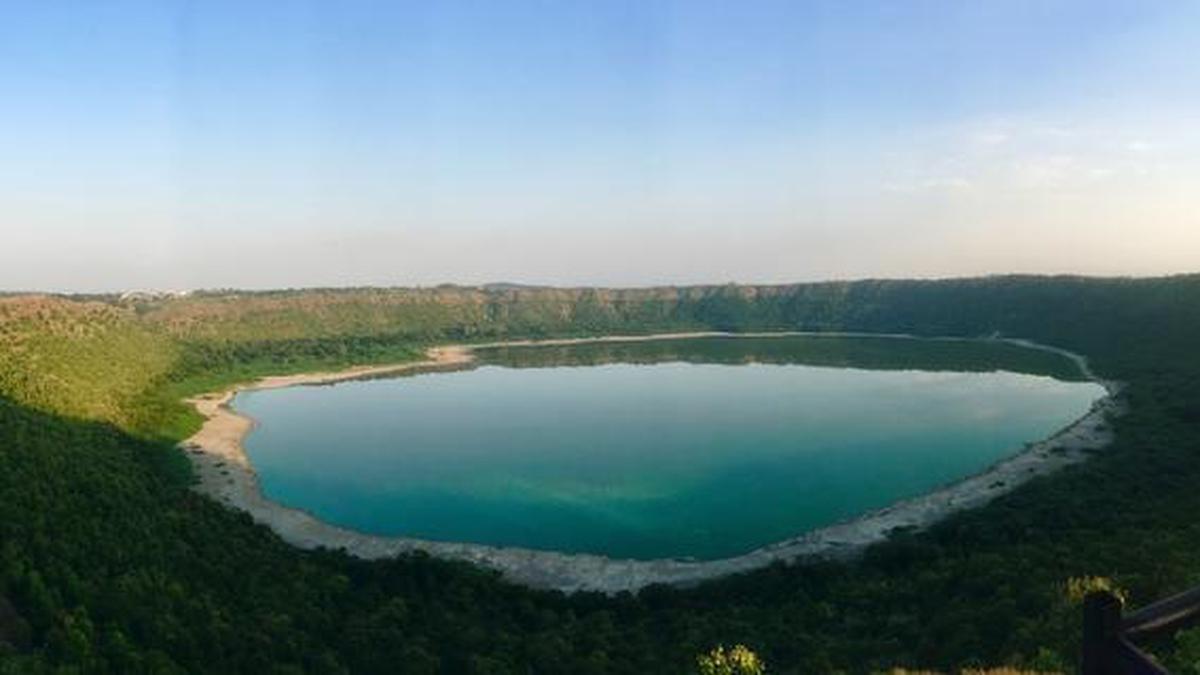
235 337 1104 560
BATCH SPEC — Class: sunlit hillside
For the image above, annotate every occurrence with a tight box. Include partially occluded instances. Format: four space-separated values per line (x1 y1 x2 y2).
0 297 177 429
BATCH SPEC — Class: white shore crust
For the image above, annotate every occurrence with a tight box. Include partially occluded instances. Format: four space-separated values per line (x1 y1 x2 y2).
181 332 1122 594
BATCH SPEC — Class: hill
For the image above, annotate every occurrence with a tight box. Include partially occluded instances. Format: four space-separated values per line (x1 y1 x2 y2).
3 276 1200 672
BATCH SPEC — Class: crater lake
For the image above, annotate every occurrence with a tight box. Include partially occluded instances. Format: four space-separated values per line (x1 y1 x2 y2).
233 336 1106 560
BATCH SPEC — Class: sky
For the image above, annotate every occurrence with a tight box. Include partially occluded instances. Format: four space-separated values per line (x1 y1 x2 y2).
2 0 1199 292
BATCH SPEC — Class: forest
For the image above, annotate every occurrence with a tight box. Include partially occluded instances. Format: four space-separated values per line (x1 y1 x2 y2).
2 275 1200 673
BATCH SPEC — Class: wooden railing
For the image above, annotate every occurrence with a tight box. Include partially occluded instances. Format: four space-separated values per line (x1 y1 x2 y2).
1083 586 1200 674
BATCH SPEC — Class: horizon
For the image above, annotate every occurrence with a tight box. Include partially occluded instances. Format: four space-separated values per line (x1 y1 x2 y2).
8 269 1200 299
5 1 1200 292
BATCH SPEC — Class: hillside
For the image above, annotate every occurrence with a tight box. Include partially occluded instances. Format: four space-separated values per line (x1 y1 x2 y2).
0 298 179 429
2 276 1200 672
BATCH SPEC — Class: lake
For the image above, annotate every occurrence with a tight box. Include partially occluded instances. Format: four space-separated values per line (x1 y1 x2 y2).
234 336 1105 560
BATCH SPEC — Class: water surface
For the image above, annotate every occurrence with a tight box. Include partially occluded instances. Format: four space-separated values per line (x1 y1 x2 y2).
236 337 1103 560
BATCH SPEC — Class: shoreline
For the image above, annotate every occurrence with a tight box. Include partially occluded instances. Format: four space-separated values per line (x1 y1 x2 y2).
181 331 1122 594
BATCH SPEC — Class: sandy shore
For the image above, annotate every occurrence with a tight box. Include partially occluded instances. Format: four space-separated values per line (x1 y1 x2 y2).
181 332 1122 594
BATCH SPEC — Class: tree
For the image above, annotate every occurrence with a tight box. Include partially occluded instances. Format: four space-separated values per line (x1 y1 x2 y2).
697 645 766 675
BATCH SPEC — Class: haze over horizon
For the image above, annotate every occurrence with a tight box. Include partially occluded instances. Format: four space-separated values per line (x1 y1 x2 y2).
4 1 1200 293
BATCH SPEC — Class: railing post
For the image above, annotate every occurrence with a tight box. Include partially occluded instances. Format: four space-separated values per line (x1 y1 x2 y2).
1082 591 1123 675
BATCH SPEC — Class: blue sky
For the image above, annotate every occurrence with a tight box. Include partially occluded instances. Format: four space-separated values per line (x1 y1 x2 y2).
2 1 1199 291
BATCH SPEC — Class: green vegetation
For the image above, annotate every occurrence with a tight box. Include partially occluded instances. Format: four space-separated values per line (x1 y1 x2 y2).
477 335 1089 381
697 645 766 675
2 276 1200 672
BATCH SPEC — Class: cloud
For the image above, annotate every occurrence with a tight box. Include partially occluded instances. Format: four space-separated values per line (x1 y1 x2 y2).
969 130 1009 147
881 177 971 193
921 177 972 190
874 115 1191 197
1010 154 1083 189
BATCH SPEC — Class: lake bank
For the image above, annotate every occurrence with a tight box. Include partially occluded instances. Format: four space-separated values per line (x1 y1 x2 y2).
181 332 1122 593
